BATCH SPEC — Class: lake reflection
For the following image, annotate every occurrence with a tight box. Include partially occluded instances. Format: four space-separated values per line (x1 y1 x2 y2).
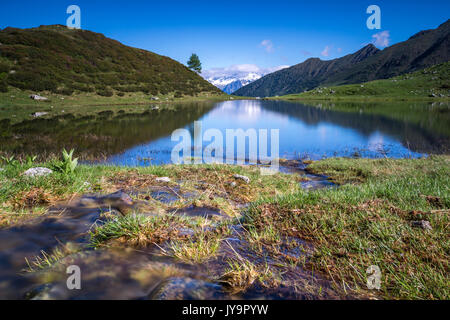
1 100 448 165
105 100 449 165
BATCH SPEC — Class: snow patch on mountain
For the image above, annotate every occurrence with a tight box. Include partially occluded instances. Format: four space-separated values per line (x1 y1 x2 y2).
203 64 289 94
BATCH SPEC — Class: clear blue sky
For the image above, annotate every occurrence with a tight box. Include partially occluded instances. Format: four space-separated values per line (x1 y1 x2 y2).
0 0 448 70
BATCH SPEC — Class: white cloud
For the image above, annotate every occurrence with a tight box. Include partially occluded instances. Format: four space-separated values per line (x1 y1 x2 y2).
321 45 331 57
202 64 289 80
372 30 390 48
260 39 274 53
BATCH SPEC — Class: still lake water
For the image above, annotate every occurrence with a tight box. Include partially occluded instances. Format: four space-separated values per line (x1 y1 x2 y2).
1 100 449 164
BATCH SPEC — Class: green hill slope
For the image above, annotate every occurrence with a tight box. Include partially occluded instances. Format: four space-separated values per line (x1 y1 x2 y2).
0 25 221 97
235 20 450 97
279 61 450 101
234 44 380 97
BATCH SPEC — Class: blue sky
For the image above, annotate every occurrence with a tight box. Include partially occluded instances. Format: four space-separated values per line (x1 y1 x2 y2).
0 0 448 73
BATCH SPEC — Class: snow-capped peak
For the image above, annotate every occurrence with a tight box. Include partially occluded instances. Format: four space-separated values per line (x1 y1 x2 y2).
202 64 289 94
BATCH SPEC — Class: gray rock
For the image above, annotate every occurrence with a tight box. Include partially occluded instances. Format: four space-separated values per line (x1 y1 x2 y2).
30 94 48 101
23 167 53 178
31 112 48 118
156 177 171 183
411 220 432 231
233 174 250 184
149 277 226 300
151 96 160 101
79 191 134 215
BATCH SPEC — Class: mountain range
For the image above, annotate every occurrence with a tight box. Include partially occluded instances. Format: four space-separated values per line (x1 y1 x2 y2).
203 65 289 94
0 25 221 97
205 72 262 94
235 19 450 97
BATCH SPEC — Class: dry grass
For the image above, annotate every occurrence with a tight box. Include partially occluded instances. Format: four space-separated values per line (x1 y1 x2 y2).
169 231 221 264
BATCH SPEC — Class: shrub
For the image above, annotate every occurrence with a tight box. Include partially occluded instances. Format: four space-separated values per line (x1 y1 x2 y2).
52 149 78 175
0 80 8 92
56 87 74 96
96 88 114 97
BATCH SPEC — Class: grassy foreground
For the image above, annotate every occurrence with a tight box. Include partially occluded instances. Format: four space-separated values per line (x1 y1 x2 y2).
277 62 450 102
0 156 448 299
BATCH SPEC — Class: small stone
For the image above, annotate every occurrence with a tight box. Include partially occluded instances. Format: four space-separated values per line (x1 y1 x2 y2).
229 181 237 187
149 277 227 300
156 177 171 183
23 167 53 178
31 112 48 118
151 96 160 101
233 174 250 184
411 220 432 231
29 94 48 101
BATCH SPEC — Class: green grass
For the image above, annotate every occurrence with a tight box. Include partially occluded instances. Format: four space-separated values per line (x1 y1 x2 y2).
89 214 193 248
1 153 448 299
169 230 222 264
277 62 450 102
242 156 450 299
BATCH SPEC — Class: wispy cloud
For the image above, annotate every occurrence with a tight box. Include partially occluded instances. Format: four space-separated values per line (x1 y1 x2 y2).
301 50 312 56
260 40 274 53
372 30 390 48
321 45 331 57
202 64 289 80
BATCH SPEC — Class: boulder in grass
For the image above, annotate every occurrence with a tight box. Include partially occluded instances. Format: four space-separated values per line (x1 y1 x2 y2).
156 177 171 183
30 95 48 101
411 220 432 231
23 167 53 178
233 174 250 184
31 112 48 118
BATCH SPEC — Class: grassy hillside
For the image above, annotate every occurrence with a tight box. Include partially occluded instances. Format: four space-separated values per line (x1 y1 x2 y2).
236 20 449 98
0 25 222 98
234 44 380 97
278 62 450 101
326 20 450 87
